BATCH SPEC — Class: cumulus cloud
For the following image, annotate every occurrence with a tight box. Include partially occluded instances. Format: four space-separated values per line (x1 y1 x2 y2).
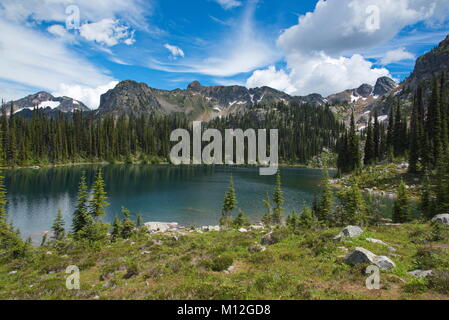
246 66 296 94
54 81 119 109
0 19 115 106
380 48 415 65
47 24 67 37
164 44 185 58
80 19 135 46
214 0 242 10
247 0 449 97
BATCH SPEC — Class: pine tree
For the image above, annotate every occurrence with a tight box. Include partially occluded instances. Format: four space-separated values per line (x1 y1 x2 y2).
89 169 109 220
409 94 420 173
221 176 237 227
52 209 65 240
421 171 434 220
298 206 318 229
316 168 334 225
0 175 7 226
262 192 273 226
373 110 381 161
337 183 368 226
120 207 135 239
72 175 90 233
348 112 361 172
272 171 284 224
435 151 449 215
392 181 412 223
136 213 144 228
111 215 121 241
364 115 374 165
232 209 249 229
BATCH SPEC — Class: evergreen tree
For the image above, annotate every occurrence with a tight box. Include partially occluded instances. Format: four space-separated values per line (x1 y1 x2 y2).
89 169 109 220
298 206 318 229
72 175 90 234
337 183 368 226
262 193 273 226
392 181 412 223
348 111 361 172
315 168 334 225
421 171 434 220
136 213 144 228
220 176 237 227
272 171 284 224
52 209 65 240
120 207 135 239
435 152 449 215
373 110 381 161
364 115 374 165
232 209 249 229
111 215 121 241
0 175 7 226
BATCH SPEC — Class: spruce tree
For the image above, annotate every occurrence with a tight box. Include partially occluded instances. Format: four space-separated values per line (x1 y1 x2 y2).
373 110 380 161
52 209 65 240
316 168 334 225
421 171 434 220
272 171 284 224
89 169 109 220
72 175 90 233
435 151 449 215
392 181 412 223
348 112 361 172
111 215 121 241
364 115 374 165
0 175 7 226
120 207 135 239
337 183 368 226
221 176 237 227
298 206 318 229
136 213 144 228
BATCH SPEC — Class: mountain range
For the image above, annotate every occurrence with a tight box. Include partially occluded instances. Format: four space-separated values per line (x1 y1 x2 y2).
2 34 448 123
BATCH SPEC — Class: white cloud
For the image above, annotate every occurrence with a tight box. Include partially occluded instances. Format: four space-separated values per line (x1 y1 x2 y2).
148 2 278 77
380 48 415 65
47 24 67 37
0 0 152 31
80 19 135 47
247 0 449 97
54 81 119 109
164 44 185 58
0 19 115 106
246 66 296 94
214 0 242 10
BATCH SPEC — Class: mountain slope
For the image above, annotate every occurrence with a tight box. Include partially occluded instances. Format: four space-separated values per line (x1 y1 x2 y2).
1 92 90 115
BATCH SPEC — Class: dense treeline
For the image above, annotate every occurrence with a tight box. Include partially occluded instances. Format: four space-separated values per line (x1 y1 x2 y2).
210 102 344 164
0 102 343 167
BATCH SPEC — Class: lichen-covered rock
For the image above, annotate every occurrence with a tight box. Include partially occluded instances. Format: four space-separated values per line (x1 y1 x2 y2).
408 270 434 278
261 232 282 245
431 214 449 226
248 245 267 253
345 247 396 270
334 226 363 240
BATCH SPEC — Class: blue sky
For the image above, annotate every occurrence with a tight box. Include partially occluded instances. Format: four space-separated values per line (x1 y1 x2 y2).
0 0 448 108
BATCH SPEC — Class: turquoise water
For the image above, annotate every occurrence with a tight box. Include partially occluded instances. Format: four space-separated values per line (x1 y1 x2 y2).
4 165 328 240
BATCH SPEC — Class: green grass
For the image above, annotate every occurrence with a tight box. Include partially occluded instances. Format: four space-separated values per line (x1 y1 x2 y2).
1 223 448 300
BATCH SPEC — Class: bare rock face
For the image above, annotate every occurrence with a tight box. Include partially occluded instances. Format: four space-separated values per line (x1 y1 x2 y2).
373 77 397 96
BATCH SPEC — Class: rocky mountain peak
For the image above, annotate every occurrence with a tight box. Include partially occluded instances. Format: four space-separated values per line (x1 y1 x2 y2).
187 81 202 90
356 84 374 97
373 77 397 96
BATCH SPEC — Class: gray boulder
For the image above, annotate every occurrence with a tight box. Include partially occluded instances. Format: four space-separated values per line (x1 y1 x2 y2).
345 247 396 270
408 270 434 279
431 214 449 226
248 245 267 253
334 226 363 240
261 232 281 245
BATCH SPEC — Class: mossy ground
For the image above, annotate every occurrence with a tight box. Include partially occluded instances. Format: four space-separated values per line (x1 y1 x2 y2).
1 223 448 300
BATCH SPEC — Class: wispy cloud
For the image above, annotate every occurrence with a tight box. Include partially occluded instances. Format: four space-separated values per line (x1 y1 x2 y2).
214 0 242 10
148 2 279 77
